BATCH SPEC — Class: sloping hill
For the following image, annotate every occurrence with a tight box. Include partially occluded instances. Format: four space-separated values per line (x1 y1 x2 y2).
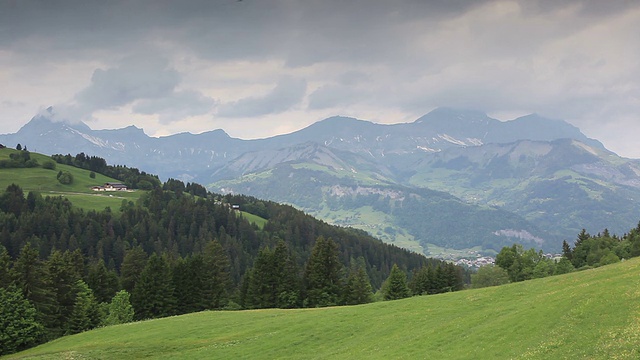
0 148 141 211
9 258 640 359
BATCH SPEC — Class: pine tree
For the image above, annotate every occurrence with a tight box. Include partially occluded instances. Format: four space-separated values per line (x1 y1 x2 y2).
172 255 205 314
0 286 44 355
343 258 373 305
562 240 573 261
13 243 58 337
408 266 430 295
246 246 277 308
66 280 100 334
45 249 82 337
0 244 14 289
201 240 230 309
304 236 343 307
87 259 120 304
131 253 175 320
382 264 411 301
120 246 148 293
273 240 301 308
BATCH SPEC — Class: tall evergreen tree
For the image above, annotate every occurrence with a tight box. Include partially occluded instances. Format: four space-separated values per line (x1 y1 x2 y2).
120 246 147 293
382 264 411 301
172 255 205 314
66 280 100 334
0 244 14 289
131 253 175 320
45 249 82 337
304 236 343 307
343 258 373 305
13 243 57 337
0 286 44 355
246 246 278 309
273 240 301 308
562 240 573 261
87 259 120 304
201 240 230 309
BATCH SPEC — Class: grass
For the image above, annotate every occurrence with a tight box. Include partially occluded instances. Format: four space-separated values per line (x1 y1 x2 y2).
0 149 142 211
239 211 267 229
7 257 640 359
310 204 424 254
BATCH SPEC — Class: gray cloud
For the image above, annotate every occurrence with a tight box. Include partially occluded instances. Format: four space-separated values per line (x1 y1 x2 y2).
133 90 216 124
75 55 180 111
308 84 365 110
2 0 640 156
216 77 307 118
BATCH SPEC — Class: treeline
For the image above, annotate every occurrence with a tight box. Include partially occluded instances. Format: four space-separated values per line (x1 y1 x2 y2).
0 149 40 169
51 153 161 190
0 180 465 355
473 224 640 288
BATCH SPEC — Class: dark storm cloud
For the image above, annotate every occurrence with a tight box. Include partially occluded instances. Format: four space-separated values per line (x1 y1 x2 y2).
216 77 307 118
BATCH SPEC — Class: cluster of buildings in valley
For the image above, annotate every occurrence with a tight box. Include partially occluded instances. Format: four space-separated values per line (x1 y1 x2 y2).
452 252 562 269
454 256 496 268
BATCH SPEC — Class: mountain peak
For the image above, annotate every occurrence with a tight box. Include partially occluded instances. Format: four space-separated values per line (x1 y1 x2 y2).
17 110 92 135
415 107 492 125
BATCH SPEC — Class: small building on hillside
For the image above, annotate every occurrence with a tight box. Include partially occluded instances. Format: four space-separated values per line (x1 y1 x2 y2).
104 182 127 191
92 182 128 191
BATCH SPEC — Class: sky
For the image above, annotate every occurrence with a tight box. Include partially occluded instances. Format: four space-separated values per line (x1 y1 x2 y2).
1 0 639 157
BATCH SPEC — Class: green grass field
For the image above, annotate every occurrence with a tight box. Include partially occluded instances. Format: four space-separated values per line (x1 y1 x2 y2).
0 149 142 211
7 257 640 359
239 211 267 229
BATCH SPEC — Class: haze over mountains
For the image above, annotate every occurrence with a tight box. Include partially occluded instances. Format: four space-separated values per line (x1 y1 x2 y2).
3 107 640 256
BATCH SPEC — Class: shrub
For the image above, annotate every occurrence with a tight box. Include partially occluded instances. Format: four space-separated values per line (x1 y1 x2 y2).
42 161 56 170
57 171 74 185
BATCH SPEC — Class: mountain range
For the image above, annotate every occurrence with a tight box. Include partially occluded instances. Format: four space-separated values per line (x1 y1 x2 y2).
3 107 640 256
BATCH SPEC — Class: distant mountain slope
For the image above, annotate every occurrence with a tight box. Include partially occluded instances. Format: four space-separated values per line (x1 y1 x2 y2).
407 139 640 239
3 107 637 254
210 143 550 254
1 107 601 182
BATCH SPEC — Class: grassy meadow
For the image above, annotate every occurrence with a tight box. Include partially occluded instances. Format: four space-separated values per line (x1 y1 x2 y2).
6 257 640 359
0 149 142 211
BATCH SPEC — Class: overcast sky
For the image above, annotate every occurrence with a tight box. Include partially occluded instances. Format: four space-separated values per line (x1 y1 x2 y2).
1 0 639 157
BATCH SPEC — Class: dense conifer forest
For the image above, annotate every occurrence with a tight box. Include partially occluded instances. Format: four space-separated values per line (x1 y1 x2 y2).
0 152 466 355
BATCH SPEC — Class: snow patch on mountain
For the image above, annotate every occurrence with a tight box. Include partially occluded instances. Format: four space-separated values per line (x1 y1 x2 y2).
69 128 125 151
438 134 467 146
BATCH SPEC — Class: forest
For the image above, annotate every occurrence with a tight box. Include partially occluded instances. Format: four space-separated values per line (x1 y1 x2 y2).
0 153 466 355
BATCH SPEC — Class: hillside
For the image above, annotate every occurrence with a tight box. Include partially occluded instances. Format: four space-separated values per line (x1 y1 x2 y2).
0 148 141 211
8 257 640 359
4 108 640 255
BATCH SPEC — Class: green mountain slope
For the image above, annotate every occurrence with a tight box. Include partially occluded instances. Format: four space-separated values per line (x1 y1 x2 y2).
10 258 640 359
408 139 640 240
0 148 141 211
211 150 551 254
